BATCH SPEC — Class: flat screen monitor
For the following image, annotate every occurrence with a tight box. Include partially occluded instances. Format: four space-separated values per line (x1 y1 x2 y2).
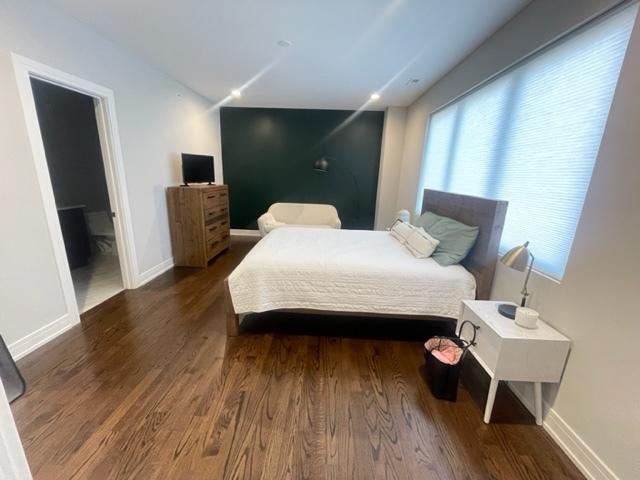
181 153 214 185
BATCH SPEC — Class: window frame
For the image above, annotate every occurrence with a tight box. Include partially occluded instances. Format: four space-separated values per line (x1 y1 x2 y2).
416 1 638 280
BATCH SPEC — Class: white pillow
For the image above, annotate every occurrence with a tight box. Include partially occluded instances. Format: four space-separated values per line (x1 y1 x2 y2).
405 227 440 258
260 211 277 224
389 220 415 244
259 212 285 232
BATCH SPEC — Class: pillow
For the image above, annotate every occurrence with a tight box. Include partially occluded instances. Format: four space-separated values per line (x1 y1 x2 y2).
417 211 479 266
389 220 415 244
413 211 441 231
259 212 285 232
404 227 440 258
260 212 277 224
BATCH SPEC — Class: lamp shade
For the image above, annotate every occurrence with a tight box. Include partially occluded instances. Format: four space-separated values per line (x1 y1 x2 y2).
500 241 531 272
313 157 329 172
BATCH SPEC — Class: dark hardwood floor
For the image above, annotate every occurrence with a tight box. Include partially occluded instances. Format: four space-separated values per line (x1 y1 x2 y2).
12 237 583 479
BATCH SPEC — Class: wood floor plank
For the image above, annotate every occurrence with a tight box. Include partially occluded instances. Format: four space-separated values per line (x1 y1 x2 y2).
292 337 328 480
11 237 585 480
356 342 411 480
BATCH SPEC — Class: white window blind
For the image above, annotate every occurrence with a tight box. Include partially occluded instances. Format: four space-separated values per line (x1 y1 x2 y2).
418 4 637 278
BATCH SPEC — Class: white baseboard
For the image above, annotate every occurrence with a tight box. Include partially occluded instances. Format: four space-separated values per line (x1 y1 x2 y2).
230 229 261 237
506 382 618 480
544 409 619 480
8 313 77 361
136 257 174 288
7 258 174 362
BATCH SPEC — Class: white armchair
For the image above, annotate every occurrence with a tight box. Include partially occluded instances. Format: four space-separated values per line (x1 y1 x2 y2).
257 203 341 236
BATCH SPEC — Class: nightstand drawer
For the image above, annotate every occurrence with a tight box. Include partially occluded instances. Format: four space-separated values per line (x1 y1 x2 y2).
461 306 501 375
460 300 571 382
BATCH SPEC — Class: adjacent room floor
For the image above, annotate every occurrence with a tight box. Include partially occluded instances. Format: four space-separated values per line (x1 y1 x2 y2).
71 254 123 313
11 237 583 479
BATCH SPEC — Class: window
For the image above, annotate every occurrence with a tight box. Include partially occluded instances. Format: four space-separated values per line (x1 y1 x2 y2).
417 4 637 278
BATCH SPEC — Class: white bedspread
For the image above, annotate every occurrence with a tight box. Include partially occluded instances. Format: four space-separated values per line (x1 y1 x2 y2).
228 228 476 319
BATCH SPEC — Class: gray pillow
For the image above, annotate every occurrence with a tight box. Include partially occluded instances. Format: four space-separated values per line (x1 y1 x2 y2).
414 211 479 266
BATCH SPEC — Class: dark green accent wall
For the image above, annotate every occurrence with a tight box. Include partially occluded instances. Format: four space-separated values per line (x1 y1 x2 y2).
220 107 384 230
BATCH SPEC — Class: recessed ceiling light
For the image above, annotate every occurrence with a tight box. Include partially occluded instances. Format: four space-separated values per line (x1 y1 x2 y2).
277 39 293 47
231 89 242 98
370 93 380 101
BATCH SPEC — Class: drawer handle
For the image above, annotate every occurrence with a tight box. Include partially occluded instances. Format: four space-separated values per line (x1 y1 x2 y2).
207 194 217 199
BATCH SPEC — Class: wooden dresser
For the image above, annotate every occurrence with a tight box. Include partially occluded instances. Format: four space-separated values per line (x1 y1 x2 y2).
167 185 230 267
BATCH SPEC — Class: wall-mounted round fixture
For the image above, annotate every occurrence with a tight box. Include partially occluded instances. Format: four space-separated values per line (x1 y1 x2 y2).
312 157 361 227
231 89 242 98
312 157 330 172
277 40 293 47
370 93 380 101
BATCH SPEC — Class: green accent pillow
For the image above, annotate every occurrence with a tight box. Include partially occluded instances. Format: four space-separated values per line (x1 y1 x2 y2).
413 211 441 231
415 211 479 266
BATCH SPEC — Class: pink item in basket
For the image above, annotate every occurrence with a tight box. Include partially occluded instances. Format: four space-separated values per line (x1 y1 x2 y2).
424 338 463 365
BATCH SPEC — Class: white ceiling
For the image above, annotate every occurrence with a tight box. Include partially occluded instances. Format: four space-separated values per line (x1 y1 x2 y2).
46 0 529 110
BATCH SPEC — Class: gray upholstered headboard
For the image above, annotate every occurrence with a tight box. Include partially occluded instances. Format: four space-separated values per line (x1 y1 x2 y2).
421 189 508 300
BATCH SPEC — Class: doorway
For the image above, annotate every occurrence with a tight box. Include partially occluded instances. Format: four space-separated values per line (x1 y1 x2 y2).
12 54 137 328
30 79 123 313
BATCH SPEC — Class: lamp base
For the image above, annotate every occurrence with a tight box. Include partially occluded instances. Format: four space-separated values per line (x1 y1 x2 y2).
498 303 517 319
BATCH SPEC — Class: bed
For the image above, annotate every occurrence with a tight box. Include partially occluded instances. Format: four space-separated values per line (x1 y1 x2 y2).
224 189 507 336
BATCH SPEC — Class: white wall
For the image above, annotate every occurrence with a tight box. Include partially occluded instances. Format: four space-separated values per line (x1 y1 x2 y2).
496 16 640 478
375 107 407 230
0 0 221 351
394 0 639 477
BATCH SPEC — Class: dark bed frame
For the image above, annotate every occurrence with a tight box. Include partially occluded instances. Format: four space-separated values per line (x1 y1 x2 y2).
224 189 507 336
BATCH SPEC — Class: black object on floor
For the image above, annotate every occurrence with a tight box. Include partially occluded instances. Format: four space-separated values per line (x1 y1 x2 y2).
57 206 91 269
0 335 26 403
424 320 478 401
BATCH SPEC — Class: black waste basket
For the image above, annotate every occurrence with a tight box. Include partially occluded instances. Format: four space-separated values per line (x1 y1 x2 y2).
424 320 477 401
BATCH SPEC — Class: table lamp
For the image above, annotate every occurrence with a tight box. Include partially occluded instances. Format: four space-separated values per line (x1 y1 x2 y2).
498 241 535 319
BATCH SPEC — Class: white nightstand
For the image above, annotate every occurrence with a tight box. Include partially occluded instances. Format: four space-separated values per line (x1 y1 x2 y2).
458 300 571 425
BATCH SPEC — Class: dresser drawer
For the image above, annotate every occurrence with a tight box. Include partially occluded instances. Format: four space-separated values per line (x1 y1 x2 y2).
206 231 230 259
205 219 229 241
461 306 501 374
203 189 228 209
204 205 228 224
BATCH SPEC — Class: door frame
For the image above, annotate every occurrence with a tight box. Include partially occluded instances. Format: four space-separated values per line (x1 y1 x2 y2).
11 53 138 323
